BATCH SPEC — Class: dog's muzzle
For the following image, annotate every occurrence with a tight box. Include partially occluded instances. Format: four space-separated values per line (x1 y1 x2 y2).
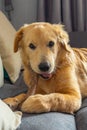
38 62 52 79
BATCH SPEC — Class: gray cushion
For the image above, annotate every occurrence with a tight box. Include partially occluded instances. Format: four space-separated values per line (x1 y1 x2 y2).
17 113 76 130
0 72 27 99
76 98 87 130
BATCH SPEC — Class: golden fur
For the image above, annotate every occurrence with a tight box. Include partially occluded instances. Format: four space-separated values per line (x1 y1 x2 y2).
3 22 87 114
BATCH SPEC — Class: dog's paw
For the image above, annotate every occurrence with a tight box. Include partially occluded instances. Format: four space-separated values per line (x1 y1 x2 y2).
21 94 51 113
3 98 19 111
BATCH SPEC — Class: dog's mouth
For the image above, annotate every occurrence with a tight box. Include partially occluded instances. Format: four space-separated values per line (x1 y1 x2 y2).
39 73 52 80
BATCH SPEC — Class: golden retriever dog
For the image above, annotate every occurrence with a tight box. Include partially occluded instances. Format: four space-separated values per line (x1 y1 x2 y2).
3 22 87 114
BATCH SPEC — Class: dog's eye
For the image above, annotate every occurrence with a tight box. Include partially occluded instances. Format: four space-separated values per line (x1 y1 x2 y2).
29 43 36 50
47 41 54 48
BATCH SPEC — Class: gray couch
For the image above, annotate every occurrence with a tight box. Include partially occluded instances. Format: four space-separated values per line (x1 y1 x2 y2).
0 33 87 130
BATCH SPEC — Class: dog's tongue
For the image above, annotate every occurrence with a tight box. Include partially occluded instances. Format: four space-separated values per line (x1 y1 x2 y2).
40 73 52 79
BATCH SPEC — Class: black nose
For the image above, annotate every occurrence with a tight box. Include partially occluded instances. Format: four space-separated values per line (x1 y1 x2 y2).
39 62 50 72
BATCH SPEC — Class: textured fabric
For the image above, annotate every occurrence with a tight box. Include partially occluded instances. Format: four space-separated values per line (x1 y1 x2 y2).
82 98 87 109
69 32 87 48
17 112 76 130
0 99 22 130
0 11 22 83
0 73 27 99
0 56 4 87
4 0 14 21
0 83 27 99
76 107 87 130
37 0 87 32
75 98 87 130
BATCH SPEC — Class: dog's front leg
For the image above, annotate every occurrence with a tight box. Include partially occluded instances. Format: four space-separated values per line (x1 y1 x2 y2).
21 94 51 113
21 91 81 114
3 93 27 111
47 93 81 114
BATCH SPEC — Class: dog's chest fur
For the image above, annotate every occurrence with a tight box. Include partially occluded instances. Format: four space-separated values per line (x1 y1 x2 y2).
35 48 87 98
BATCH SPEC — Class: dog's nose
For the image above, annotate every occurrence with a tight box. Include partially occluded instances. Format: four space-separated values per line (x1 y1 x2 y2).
39 62 50 72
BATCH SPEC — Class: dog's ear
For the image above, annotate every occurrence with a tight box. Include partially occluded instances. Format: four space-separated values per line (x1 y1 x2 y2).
14 27 24 52
53 24 70 51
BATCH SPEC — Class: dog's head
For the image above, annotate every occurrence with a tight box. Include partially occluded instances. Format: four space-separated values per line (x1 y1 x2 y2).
14 22 69 80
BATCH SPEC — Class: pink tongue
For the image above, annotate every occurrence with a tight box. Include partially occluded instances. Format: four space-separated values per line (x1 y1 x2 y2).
42 73 52 78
